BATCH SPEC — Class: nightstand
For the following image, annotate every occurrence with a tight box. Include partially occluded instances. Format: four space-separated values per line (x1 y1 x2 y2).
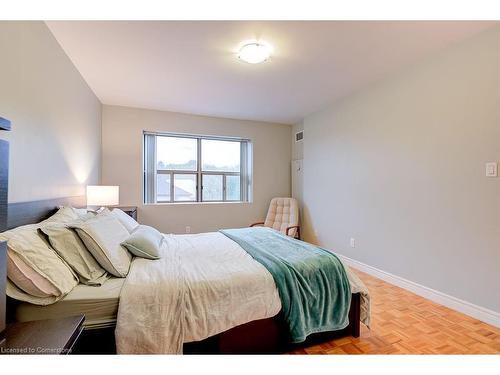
115 206 137 221
0 315 84 355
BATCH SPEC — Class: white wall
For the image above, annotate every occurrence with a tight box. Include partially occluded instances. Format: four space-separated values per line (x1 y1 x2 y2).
101 105 291 234
0 21 101 202
301 26 500 313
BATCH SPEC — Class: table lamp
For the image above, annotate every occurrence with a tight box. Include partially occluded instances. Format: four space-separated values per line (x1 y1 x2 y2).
86 185 119 209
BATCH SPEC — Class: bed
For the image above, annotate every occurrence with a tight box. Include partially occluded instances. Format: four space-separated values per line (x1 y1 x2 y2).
4 196 370 354
14 278 124 330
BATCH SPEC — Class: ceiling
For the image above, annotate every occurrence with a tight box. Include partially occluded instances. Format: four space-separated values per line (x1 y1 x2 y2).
46 21 498 124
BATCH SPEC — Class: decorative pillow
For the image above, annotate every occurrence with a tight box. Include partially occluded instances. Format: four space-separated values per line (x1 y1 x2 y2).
0 224 79 304
70 216 132 277
121 225 162 260
39 223 109 286
110 208 139 233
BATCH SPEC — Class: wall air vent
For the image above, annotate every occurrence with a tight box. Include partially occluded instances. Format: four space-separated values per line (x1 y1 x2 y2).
295 131 304 142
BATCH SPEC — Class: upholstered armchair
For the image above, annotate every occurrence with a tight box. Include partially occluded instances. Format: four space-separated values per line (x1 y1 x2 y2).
250 197 301 239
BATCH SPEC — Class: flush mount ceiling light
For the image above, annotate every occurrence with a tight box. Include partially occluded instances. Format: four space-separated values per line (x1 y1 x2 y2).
238 42 272 64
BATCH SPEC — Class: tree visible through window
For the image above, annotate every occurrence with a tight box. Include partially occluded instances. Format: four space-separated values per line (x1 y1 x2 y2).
144 132 251 203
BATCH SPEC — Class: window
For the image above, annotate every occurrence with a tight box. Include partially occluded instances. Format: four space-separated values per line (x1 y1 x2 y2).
144 132 252 203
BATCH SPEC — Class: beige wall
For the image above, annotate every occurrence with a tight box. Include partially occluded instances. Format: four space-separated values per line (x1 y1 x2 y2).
101 105 291 234
301 26 500 313
0 21 101 202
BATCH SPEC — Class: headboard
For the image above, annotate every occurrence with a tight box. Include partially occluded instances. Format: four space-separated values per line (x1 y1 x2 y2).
6 195 86 230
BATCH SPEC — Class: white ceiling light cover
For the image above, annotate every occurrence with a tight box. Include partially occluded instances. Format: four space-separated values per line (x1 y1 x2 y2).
238 41 272 64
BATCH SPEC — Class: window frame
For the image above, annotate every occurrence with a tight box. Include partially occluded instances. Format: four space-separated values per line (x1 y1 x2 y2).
143 131 251 204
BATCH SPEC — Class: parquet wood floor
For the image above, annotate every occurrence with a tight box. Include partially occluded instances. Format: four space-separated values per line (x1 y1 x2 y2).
289 269 500 354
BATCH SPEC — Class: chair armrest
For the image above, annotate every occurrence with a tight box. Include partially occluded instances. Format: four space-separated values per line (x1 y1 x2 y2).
285 225 301 239
250 222 265 227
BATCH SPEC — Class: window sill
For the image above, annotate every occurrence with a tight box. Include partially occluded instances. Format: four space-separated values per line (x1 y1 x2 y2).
142 201 252 207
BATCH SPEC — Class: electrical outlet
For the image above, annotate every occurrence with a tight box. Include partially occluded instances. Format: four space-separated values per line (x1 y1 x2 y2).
350 238 356 248
185 226 191 234
486 162 498 177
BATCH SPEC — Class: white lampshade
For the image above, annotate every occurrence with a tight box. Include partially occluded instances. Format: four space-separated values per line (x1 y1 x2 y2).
86 185 119 206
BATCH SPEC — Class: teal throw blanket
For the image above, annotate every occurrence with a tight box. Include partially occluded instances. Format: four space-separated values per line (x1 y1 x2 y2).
220 227 351 343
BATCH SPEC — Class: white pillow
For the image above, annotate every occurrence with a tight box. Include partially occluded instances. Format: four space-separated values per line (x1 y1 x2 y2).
110 208 139 233
39 223 109 286
40 206 80 224
53 206 96 220
71 207 91 217
71 216 132 277
0 224 79 304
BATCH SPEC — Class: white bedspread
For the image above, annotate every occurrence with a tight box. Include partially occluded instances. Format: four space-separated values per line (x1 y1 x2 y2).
115 232 370 354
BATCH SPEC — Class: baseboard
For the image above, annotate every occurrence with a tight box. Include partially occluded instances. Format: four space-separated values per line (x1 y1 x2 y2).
336 254 500 328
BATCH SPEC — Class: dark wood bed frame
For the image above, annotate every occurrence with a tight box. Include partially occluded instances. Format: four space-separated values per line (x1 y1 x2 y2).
2 196 361 354
0 118 10 346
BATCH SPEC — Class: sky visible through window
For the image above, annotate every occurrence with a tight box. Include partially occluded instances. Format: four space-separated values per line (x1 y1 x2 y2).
156 136 240 171
156 136 242 201
201 139 240 172
157 137 197 170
